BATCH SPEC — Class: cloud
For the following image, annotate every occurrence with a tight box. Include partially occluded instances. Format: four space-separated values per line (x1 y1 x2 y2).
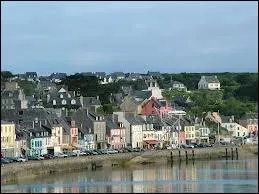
1 1 258 74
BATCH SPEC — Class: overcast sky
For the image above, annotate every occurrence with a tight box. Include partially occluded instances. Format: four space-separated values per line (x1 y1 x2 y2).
1 1 258 75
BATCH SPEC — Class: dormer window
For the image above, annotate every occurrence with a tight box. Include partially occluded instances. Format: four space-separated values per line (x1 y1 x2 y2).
60 94 63 98
71 99 76 105
62 99 67 105
9 92 13 97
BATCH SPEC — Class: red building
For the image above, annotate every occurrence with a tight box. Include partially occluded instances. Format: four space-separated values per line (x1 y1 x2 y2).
140 97 172 116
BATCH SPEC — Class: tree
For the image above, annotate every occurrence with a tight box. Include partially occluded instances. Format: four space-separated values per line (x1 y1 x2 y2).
1 71 14 81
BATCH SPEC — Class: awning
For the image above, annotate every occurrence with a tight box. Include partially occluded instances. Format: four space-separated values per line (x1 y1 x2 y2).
144 140 158 145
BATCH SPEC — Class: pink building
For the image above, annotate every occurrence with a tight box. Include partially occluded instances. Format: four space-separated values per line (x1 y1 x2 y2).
179 131 186 144
106 116 126 149
67 119 78 146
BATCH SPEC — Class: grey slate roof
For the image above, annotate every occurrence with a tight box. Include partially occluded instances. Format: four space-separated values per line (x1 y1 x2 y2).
1 120 14 124
203 76 220 83
133 90 152 101
221 116 235 123
105 115 122 129
82 97 101 106
125 113 146 125
147 71 161 77
25 72 37 78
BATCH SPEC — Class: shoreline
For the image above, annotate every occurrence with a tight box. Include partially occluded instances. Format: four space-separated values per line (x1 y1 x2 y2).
1 145 257 184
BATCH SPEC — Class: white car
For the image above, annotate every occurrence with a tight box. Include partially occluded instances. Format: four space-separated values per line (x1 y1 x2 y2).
16 157 28 162
107 149 118 154
54 152 68 158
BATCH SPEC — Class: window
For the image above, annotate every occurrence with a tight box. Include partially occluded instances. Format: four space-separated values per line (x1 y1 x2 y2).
144 134 147 138
192 134 194 138
53 100 56 105
60 94 63 98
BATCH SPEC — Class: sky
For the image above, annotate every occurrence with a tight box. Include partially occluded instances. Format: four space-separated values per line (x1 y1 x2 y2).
1 1 258 75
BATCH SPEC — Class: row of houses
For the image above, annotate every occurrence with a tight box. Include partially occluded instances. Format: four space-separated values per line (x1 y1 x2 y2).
1 106 257 157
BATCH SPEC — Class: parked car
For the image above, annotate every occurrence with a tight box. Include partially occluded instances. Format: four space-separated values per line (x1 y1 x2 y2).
93 150 102 155
41 154 54 159
28 156 41 161
1 158 10 164
107 149 118 154
35 155 44 160
16 157 28 162
72 150 87 156
186 144 195 148
132 148 141 152
180 144 188 149
54 152 68 158
64 152 77 157
5 157 19 163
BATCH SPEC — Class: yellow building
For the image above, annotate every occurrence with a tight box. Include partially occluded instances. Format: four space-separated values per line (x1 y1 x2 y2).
184 125 196 144
1 120 16 157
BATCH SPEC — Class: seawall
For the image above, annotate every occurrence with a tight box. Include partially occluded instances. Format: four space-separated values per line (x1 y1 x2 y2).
1 145 257 184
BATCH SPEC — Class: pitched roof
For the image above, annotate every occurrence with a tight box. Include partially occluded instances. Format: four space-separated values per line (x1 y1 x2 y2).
125 113 146 125
1 120 14 124
221 116 235 123
203 76 220 83
82 97 101 107
240 113 258 120
105 115 122 129
133 90 152 101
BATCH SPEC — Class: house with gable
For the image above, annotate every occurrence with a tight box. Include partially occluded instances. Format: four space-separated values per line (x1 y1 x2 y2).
44 85 82 117
80 96 102 112
183 117 196 144
170 81 187 92
72 109 95 151
73 109 107 149
105 115 126 149
114 112 144 148
198 75 220 90
1 120 16 157
238 113 258 137
220 116 249 138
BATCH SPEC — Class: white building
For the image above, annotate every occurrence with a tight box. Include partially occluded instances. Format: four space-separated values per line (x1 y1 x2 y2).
221 116 249 138
144 79 163 99
198 75 220 90
114 112 144 148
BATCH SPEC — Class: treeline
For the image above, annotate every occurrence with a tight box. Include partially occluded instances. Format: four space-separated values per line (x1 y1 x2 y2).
2 71 258 117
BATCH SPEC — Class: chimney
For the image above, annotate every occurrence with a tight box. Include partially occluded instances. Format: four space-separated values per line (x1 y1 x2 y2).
74 91 76 96
45 120 47 125
97 96 99 101
80 123 82 128
214 75 217 78
32 121 35 129
231 115 234 122
39 120 42 127
112 114 115 123
86 109 89 116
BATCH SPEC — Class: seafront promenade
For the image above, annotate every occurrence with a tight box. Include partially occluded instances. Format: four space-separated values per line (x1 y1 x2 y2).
1 145 257 184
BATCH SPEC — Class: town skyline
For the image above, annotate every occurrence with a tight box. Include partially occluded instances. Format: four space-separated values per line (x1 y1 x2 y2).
2 2 258 75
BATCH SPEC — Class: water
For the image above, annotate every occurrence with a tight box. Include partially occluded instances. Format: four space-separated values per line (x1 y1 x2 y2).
1 158 258 193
